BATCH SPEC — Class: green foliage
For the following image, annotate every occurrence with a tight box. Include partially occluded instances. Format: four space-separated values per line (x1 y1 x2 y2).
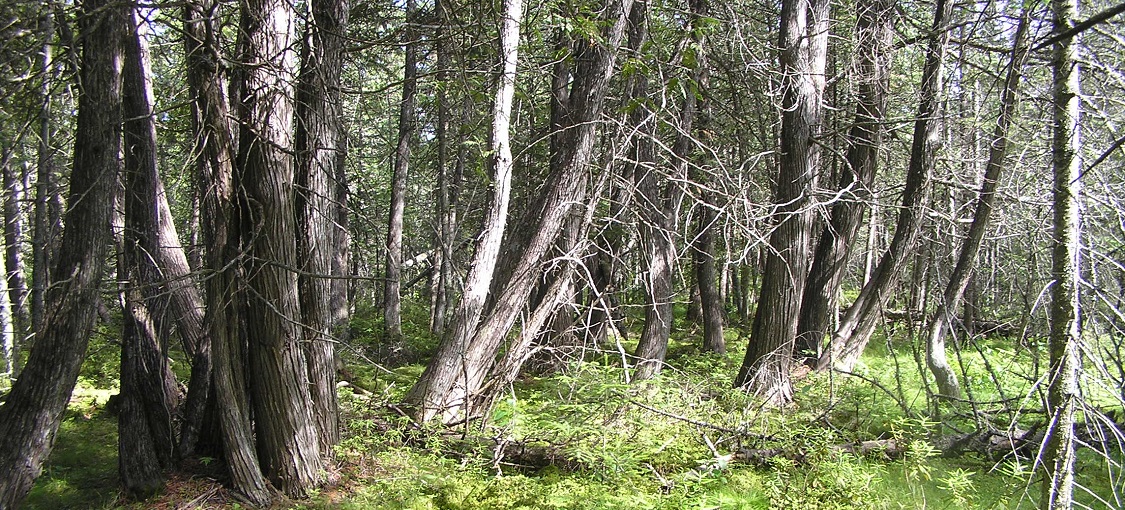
22 307 1120 509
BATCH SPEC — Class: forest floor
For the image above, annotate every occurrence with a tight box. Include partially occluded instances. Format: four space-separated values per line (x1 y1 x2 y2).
18 311 1124 509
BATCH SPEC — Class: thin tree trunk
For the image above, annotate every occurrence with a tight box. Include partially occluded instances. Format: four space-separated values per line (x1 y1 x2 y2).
923 10 1030 399
184 0 269 500
795 0 893 363
1 160 26 380
234 0 325 493
31 6 57 340
296 0 349 454
407 0 634 422
332 132 351 342
404 0 524 423
1041 0 1082 505
687 0 724 355
734 0 829 404
431 0 454 336
0 0 121 502
817 0 952 372
385 0 417 341
630 0 683 381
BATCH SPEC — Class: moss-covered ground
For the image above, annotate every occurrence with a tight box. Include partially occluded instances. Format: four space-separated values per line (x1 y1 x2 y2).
15 309 1124 509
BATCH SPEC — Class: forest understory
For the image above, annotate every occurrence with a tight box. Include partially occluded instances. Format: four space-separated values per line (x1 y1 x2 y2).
16 303 1125 509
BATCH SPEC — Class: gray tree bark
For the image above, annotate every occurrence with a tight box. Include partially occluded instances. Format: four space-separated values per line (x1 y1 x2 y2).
119 4 184 494
629 0 682 381
1041 0 1082 506
296 0 350 454
384 0 418 342
0 0 121 503
407 0 635 422
735 0 829 404
184 0 269 501
233 0 325 493
404 0 523 423
687 0 724 356
923 10 1030 399
1 159 27 380
30 6 58 343
431 0 455 337
816 0 953 372
795 0 893 363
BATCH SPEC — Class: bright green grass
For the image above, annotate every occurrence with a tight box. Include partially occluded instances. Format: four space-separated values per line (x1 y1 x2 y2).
24 384 120 510
21 317 1124 509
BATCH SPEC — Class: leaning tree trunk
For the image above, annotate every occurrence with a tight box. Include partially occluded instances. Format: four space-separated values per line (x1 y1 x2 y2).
1041 0 1082 506
384 0 417 342
630 0 684 381
795 0 893 363
407 0 635 423
923 10 1030 399
233 0 325 494
817 0 952 372
119 3 184 494
184 0 270 501
0 0 121 503
734 0 829 405
296 0 350 454
404 0 524 424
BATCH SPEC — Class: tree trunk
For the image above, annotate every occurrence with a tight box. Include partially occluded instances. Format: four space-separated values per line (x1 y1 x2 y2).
31 7 58 342
431 0 455 337
629 0 681 381
923 10 1030 399
407 0 634 422
695 204 725 354
384 0 417 342
687 0 724 355
233 0 325 494
817 0 952 372
795 0 893 363
184 0 270 501
734 0 829 405
404 0 523 424
1 159 26 380
119 4 184 494
0 0 121 503
1041 0 1081 506
296 0 350 455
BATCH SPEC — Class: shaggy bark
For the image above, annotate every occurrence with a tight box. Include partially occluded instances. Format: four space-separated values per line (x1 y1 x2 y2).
296 0 350 454
234 0 325 493
735 0 829 404
817 0 953 372
629 0 682 381
184 0 270 501
407 0 635 422
404 0 524 423
795 0 893 363
0 0 121 503
119 4 183 494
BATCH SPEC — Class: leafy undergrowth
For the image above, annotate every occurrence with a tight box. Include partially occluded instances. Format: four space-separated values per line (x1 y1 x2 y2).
23 324 1123 509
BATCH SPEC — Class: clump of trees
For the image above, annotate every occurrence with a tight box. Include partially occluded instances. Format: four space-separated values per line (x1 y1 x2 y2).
0 0 1123 507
